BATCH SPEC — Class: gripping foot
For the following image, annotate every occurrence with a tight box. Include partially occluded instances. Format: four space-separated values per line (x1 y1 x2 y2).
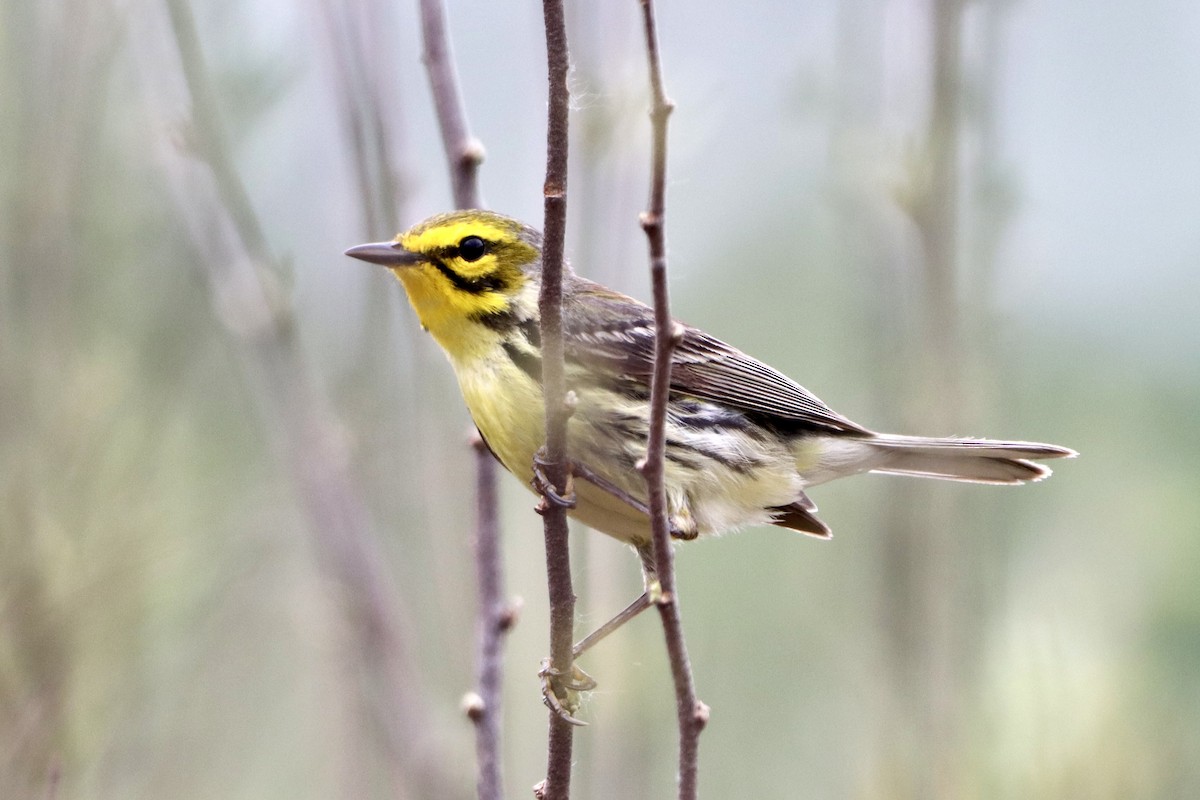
532 447 576 509
539 658 596 726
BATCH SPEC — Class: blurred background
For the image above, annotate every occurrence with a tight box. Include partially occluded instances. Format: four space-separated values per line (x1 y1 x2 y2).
3 0 1198 797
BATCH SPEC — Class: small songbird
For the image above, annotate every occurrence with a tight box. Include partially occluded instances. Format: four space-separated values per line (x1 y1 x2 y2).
345 209 1075 549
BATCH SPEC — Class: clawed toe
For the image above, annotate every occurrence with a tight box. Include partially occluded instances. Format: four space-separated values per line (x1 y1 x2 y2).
532 448 577 509
539 659 596 726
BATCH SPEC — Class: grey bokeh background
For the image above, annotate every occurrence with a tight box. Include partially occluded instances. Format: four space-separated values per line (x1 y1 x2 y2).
3 0 1198 798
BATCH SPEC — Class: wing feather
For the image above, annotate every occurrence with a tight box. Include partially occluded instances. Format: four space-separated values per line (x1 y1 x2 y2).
563 278 867 434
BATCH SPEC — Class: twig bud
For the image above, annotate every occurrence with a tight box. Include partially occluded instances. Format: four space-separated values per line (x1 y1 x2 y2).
461 136 486 167
498 597 523 632
693 700 711 730
638 210 661 231
461 692 486 721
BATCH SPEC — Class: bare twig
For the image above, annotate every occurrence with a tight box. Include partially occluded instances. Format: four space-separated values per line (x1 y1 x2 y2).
468 436 512 800
537 0 577 796
417 2 507 798
420 0 484 210
635 2 706 799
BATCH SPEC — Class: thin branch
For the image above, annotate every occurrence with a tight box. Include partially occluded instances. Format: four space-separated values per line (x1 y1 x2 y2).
635 2 706 800
537 0 577 797
417 2 507 799
467 436 515 800
420 0 484 210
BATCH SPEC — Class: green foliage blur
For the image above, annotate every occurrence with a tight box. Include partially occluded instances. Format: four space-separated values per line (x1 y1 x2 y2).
3 0 1198 798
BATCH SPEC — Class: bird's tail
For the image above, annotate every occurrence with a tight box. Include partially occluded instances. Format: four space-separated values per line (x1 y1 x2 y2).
866 434 1076 484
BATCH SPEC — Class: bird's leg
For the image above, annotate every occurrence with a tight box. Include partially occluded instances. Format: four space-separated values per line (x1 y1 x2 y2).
569 460 695 539
572 544 660 660
572 590 654 659
533 459 687 723
539 546 661 725
536 452 697 539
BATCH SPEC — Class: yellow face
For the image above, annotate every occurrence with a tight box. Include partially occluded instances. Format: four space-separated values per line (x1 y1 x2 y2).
371 211 541 359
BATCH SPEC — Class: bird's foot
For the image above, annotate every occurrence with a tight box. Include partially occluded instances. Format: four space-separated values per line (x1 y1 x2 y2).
532 447 576 510
539 658 596 726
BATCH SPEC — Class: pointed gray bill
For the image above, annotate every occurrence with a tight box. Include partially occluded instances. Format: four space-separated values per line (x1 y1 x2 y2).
344 241 423 267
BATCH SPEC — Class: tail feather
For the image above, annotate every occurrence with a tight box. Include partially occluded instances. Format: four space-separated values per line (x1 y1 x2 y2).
769 491 832 539
867 434 1076 485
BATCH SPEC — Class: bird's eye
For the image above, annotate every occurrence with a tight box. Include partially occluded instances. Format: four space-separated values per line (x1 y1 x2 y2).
459 236 486 262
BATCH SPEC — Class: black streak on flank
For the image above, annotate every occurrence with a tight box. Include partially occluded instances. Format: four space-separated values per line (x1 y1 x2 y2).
664 446 704 472
665 435 758 474
502 341 542 383
518 316 542 349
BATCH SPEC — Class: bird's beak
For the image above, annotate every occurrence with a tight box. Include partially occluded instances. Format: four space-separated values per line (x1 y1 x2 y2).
344 241 423 267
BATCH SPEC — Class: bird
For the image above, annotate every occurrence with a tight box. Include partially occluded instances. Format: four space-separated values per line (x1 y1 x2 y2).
346 209 1074 550
346 209 1075 722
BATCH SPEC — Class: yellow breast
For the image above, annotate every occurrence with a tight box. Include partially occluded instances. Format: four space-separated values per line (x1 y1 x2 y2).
454 351 546 485
452 347 658 545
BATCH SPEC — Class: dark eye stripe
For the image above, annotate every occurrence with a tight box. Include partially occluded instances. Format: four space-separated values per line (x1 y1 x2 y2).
430 257 506 295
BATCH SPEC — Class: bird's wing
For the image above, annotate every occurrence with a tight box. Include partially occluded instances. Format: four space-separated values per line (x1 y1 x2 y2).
563 279 868 434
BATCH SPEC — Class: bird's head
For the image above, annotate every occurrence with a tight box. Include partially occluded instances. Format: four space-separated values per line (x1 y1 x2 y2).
346 210 544 355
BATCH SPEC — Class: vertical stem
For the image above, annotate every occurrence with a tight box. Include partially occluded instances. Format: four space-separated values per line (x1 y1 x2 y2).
470 437 509 800
419 0 484 210
417 2 504 799
538 0 576 797
636 2 706 798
